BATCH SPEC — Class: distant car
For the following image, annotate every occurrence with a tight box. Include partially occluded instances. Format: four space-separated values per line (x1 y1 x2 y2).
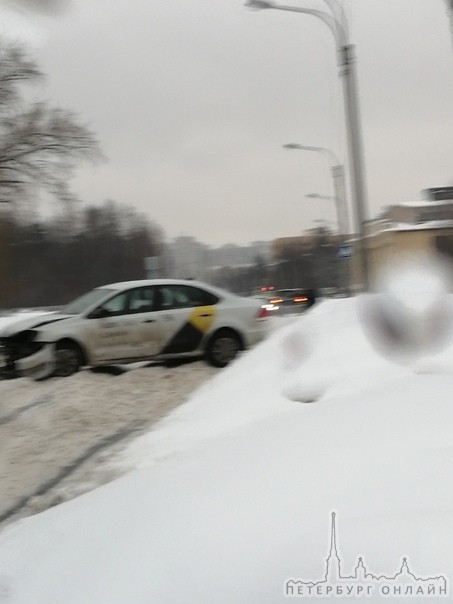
249 294 281 313
0 279 269 380
275 289 316 313
252 289 316 315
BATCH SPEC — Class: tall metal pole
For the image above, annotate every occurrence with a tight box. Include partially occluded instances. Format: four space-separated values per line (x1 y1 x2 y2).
445 0 453 54
246 0 370 290
331 164 348 234
340 44 369 289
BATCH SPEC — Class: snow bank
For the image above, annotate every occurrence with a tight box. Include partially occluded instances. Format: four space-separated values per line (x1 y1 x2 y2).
0 296 452 603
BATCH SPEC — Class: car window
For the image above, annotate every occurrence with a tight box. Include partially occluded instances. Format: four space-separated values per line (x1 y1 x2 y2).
158 285 218 310
99 291 129 316
193 287 219 305
159 286 189 309
127 287 156 313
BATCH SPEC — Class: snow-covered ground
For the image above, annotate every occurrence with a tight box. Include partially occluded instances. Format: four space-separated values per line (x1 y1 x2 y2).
0 290 452 603
0 361 221 527
0 312 289 527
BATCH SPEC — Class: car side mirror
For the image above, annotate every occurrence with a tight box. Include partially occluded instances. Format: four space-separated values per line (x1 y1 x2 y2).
88 307 109 319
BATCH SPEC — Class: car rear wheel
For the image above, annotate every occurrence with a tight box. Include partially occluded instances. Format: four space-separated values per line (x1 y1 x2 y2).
54 342 82 377
206 331 241 368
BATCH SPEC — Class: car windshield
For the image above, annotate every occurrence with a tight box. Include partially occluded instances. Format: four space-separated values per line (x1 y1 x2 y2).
60 288 114 315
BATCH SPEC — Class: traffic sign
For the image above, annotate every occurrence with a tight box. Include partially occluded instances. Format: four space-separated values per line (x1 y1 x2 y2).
337 244 353 259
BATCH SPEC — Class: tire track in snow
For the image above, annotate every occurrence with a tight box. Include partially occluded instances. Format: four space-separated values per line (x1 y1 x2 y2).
0 395 53 427
0 361 220 530
0 420 141 525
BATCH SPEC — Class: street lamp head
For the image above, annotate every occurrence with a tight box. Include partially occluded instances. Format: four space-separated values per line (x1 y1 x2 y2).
306 193 336 200
244 0 275 10
282 143 303 150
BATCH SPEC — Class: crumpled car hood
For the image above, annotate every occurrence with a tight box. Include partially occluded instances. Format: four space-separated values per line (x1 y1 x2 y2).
0 313 74 338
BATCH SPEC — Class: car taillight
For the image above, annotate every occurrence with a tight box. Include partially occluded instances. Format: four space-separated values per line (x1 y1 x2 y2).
256 306 269 319
293 296 308 303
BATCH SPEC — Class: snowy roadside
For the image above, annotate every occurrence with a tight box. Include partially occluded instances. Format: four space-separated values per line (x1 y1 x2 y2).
2 294 453 603
0 362 219 528
0 314 291 529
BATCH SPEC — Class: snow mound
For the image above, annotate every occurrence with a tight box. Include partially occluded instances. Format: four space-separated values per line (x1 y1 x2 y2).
0 296 452 603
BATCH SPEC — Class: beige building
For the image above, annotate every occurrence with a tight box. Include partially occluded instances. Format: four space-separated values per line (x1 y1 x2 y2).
352 190 453 289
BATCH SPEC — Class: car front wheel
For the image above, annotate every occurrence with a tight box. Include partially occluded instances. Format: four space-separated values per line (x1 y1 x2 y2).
54 341 82 377
206 331 241 368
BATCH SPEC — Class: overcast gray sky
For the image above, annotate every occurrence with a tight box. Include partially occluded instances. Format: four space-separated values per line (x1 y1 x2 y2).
1 0 453 246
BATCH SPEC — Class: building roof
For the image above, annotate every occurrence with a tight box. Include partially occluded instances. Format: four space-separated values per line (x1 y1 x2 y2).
397 199 453 208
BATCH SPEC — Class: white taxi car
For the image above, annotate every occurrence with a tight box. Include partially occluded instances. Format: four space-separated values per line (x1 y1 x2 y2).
0 279 269 380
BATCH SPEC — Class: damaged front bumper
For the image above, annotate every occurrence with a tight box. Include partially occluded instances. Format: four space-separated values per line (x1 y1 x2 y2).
0 341 55 380
16 344 56 380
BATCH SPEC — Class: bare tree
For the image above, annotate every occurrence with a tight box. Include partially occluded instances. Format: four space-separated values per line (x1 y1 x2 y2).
0 43 102 205
0 201 164 307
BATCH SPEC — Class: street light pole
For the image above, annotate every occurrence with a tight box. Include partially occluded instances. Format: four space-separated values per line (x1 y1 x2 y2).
246 0 369 290
283 143 349 234
445 0 453 54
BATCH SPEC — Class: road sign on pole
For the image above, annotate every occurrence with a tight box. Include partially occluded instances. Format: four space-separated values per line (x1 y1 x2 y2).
337 244 353 259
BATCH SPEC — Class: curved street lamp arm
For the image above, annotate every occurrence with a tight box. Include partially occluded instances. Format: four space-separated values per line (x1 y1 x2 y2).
319 0 349 39
270 4 347 50
245 1 347 50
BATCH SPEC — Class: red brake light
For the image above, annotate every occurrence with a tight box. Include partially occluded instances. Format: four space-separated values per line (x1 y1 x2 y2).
256 306 269 319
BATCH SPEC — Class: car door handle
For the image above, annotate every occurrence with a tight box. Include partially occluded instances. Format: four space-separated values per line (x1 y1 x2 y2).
143 319 155 323
199 313 212 317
